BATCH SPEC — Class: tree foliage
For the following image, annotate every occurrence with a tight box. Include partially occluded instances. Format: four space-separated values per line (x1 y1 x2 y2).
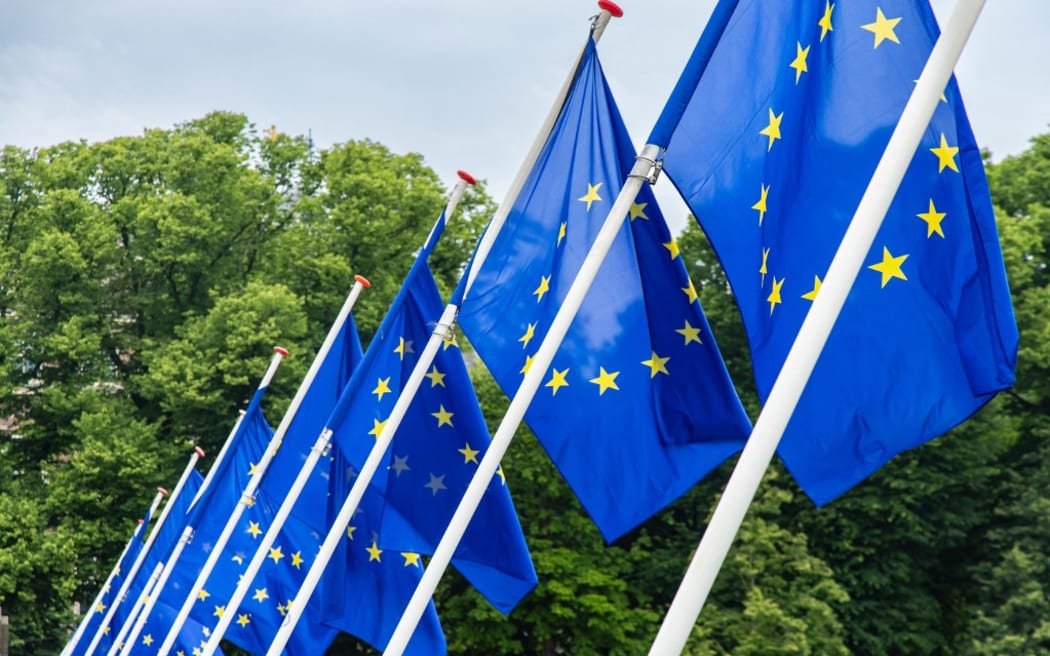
1 115 1048 656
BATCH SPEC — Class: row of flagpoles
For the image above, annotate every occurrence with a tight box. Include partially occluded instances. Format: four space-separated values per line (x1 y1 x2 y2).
59 0 1018 654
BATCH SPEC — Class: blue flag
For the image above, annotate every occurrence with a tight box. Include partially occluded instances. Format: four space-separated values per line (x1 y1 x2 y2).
147 389 277 653
123 471 220 656
319 447 447 656
69 508 151 656
649 0 1018 504
318 212 537 650
215 317 364 655
457 39 752 541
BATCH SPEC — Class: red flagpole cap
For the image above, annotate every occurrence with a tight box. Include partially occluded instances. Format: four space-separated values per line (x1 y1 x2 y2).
354 274 372 288
598 1 623 17
456 170 477 186
273 346 289 357
157 487 168 496
194 446 206 458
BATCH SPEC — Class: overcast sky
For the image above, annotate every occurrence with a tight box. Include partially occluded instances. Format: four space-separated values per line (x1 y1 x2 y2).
1 1 1046 231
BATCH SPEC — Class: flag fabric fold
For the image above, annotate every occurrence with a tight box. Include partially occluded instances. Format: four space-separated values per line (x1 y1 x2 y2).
651 0 1018 504
457 38 752 541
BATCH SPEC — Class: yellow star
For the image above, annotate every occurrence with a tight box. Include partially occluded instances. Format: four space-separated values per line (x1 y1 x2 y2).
198 589 211 602
424 364 446 388
545 368 570 395
248 462 259 476
366 541 383 563
518 322 537 349
557 221 567 246
276 603 287 618
95 602 106 613
588 367 620 395
177 651 186 656
641 351 670 378
431 405 454 428
760 247 770 287
578 182 603 211
663 239 680 259
236 614 250 628
789 42 810 83
520 354 534 375
861 7 901 48
917 199 947 238
142 635 154 646
801 275 822 301
818 1 834 41
402 552 421 567
458 442 480 464
246 521 262 539
346 524 357 540
268 546 284 564
930 133 960 173
752 183 770 225
676 320 702 345
291 551 304 569
368 417 387 439
759 109 783 151
232 554 244 566
767 277 784 314
441 329 458 351
868 246 909 287
194 647 203 656
496 466 506 485
533 275 551 302
252 588 269 603
394 337 414 360
213 605 225 618
629 202 649 221
372 377 392 401
682 280 698 304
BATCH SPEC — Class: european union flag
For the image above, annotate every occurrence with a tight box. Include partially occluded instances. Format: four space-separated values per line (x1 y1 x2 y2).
457 39 752 541
148 316 362 655
649 0 1018 503
69 508 151 656
147 389 276 652
319 447 446 656
215 317 363 655
319 210 536 648
123 470 220 656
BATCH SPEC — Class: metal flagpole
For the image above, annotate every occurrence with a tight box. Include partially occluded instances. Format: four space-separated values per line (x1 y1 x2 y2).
120 348 288 656
105 562 164 656
203 172 474 655
647 2 987 653
264 7 624 654
60 518 148 656
157 276 371 656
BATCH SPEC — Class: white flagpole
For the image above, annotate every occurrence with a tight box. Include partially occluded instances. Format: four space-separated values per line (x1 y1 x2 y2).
647 2 987 653
119 347 288 656
383 136 658 654
264 7 624 654
61 518 148 656
105 562 164 656
156 276 371 656
204 172 474 656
